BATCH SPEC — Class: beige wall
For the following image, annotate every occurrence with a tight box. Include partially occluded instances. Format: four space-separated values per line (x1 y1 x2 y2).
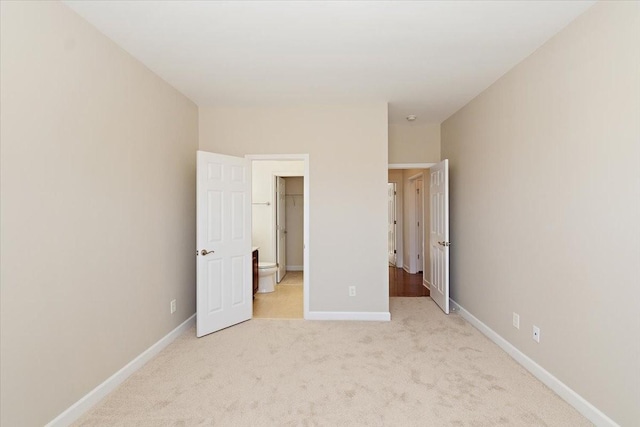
389 123 440 164
285 177 304 269
199 104 389 313
0 2 199 426
250 160 304 265
441 2 639 425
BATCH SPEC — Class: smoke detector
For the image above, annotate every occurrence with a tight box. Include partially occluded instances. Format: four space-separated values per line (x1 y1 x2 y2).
406 115 417 122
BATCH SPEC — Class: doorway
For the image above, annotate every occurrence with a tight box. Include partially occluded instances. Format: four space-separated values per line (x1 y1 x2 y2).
388 161 450 314
388 165 432 297
254 175 305 319
247 155 309 319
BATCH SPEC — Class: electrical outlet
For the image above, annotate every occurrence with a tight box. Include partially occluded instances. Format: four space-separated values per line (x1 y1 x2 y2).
512 312 520 329
170 299 177 314
532 325 540 343
348 286 356 297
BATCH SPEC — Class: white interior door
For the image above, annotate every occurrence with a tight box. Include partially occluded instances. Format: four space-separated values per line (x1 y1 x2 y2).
416 179 424 273
196 151 252 337
430 159 450 314
276 176 286 282
388 183 397 266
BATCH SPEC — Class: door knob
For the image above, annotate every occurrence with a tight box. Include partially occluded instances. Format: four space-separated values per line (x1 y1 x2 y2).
200 249 215 256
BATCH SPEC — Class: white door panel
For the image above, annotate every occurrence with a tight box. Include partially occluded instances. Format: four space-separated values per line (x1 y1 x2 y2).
276 177 287 282
388 183 397 266
430 159 450 314
416 179 424 273
197 151 252 337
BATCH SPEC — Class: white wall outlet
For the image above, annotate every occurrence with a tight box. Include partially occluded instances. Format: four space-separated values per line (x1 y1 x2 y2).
170 299 177 314
512 312 520 329
532 325 540 343
348 286 356 297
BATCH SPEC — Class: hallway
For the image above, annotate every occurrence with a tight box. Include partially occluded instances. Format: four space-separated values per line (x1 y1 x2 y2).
389 267 429 297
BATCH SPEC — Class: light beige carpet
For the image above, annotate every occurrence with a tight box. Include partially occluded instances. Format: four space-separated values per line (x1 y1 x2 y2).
74 298 590 426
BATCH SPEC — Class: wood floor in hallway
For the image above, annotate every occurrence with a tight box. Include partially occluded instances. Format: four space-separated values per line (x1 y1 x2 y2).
389 267 430 297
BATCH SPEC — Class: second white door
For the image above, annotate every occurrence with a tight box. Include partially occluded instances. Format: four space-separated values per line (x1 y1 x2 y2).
388 183 397 266
276 177 287 282
415 179 424 273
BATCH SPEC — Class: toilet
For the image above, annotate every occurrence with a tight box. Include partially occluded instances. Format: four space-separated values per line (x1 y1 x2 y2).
257 262 278 293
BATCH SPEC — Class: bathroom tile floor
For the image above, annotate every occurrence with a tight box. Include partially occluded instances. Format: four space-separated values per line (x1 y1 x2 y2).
253 271 303 319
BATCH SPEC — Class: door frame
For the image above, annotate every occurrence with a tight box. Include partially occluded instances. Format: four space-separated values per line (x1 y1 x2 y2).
389 163 435 288
247 154 310 319
388 163 435 170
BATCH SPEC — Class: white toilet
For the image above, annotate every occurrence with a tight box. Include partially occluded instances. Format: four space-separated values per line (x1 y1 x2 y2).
257 262 278 293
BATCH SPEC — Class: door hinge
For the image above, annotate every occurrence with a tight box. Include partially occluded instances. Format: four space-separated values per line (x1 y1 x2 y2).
417 189 420 194
417 221 419 227
394 191 397 195
394 250 397 254
417 254 420 259
394 220 397 225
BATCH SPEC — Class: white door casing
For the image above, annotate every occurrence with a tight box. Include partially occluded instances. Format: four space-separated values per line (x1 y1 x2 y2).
276 176 286 282
196 151 252 337
429 159 450 314
388 183 397 266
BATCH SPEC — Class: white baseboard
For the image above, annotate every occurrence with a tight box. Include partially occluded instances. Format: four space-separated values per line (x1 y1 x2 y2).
423 279 431 290
450 299 618 427
46 314 196 427
286 265 303 271
403 265 410 273
306 311 391 321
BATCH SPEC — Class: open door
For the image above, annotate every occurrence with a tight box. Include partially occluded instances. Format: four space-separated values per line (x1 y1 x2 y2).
276 176 287 282
430 159 450 314
196 151 252 337
388 183 397 266
415 179 424 273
